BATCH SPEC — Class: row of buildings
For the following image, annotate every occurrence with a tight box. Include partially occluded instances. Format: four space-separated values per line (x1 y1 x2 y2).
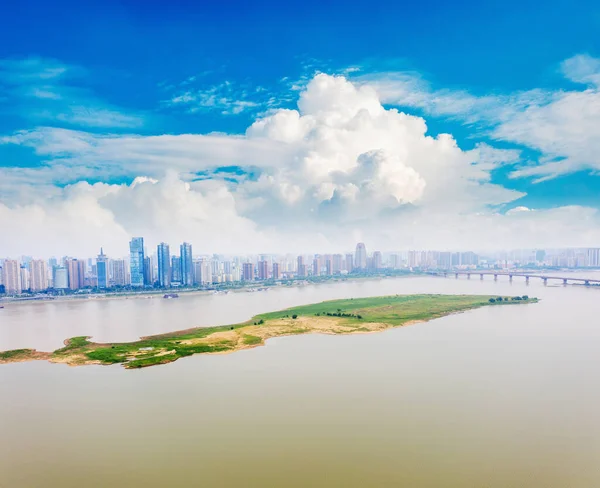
3 241 600 295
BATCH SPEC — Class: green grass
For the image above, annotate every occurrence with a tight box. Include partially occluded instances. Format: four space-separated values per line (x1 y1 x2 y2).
0 294 538 369
0 349 34 360
242 334 263 346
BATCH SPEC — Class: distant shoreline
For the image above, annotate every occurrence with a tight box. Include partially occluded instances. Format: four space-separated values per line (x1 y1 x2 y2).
0 273 420 307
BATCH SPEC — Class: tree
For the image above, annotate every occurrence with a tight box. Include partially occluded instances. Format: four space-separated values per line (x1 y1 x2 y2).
292 314 298 319
489 298 496 303
522 295 529 300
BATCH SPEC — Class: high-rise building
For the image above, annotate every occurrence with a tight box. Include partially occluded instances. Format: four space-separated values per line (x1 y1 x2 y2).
272 262 280 280
157 243 171 288
325 255 333 275
312 256 321 276
171 255 182 284
355 243 367 269
372 251 382 270
111 259 127 286
129 237 145 287
20 266 30 291
296 256 307 278
2 260 20 294
345 253 354 272
53 266 69 289
66 258 85 290
143 257 152 285
96 249 109 289
258 260 268 280
29 259 48 292
242 262 254 281
332 254 343 274
180 243 194 286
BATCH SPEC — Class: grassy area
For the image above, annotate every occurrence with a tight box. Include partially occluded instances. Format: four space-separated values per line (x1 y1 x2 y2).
0 294 537 369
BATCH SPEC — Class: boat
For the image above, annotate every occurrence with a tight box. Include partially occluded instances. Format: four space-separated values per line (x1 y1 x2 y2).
163 293 179 299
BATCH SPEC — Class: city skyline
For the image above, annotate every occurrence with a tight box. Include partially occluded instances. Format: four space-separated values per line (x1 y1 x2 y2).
3 235 600 295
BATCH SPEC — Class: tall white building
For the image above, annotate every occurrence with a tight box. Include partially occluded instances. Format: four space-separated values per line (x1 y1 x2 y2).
2 259 21 294
355 243 368 270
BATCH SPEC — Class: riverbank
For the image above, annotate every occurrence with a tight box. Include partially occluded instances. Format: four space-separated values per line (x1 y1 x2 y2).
0 294 537 369
0 272 418 307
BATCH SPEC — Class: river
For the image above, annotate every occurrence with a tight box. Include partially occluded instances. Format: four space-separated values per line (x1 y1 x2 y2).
1 275 600 487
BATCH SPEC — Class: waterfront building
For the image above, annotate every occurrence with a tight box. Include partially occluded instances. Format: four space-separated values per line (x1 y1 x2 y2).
20 266 30 291
258 260 268 280
272 262 280 280
96 249 109 289
325 255 333 275
30 259 48 292
242 262 254 281
53 266 69 290
372 251 382 270
2 260 20 294
180 242 194 286
143 256 152 285
355 243 367 270
111 259 128 286
171 255 182 284
129 237 145 287
157 243 171 288
345 253 354 272
66 258 86 290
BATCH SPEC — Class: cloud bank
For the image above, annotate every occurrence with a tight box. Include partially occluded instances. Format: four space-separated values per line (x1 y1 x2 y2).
2 70 600 257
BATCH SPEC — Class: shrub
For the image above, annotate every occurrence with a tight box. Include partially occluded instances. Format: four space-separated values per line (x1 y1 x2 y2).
489 298 496 303
496 297 503 302
522 295 529 300
292 314 298 319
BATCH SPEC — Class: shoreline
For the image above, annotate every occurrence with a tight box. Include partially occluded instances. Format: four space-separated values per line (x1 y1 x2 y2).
0 294 538 369
0 273 420 307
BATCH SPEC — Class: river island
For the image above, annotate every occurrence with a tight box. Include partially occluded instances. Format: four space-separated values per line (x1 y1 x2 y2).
0 294 536 369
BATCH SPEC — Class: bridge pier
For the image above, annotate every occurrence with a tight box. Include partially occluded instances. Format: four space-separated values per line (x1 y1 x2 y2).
480 274 484 280
494 274 497 281
509 275 513 282
455 273 458 279
585 280 590 286
543 278 548 285
563 278 568 285
467 273 471 280
525 276 529 283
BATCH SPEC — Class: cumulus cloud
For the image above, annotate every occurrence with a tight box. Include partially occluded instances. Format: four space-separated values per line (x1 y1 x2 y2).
361 54 600 182
2 71 600 256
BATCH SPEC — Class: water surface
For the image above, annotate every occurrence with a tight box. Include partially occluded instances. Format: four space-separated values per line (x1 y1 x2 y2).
1 276 599 487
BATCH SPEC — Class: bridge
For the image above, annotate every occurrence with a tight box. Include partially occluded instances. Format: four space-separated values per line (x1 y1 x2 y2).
430 271 600 286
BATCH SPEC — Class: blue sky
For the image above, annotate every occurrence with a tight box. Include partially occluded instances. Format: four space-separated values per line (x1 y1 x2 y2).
1 0 600 256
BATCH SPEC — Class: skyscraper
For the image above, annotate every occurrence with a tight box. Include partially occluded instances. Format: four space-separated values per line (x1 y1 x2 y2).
345 253 354 272
242 262 254 281
143 256 152 285
66 258 85 290
111 259 127 286
157 243 171 288
180 242 194 286
272 262 280 280
96 249 109 289
2 260 20 294
29 259 48 292
258 260 268 280
171 255 182 284
129 237 145 287
355 242 367 269
372 251 382 270
53 266 69 289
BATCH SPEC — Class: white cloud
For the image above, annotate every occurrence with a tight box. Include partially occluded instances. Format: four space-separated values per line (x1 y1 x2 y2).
360 55 600 182
3 71 600 256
